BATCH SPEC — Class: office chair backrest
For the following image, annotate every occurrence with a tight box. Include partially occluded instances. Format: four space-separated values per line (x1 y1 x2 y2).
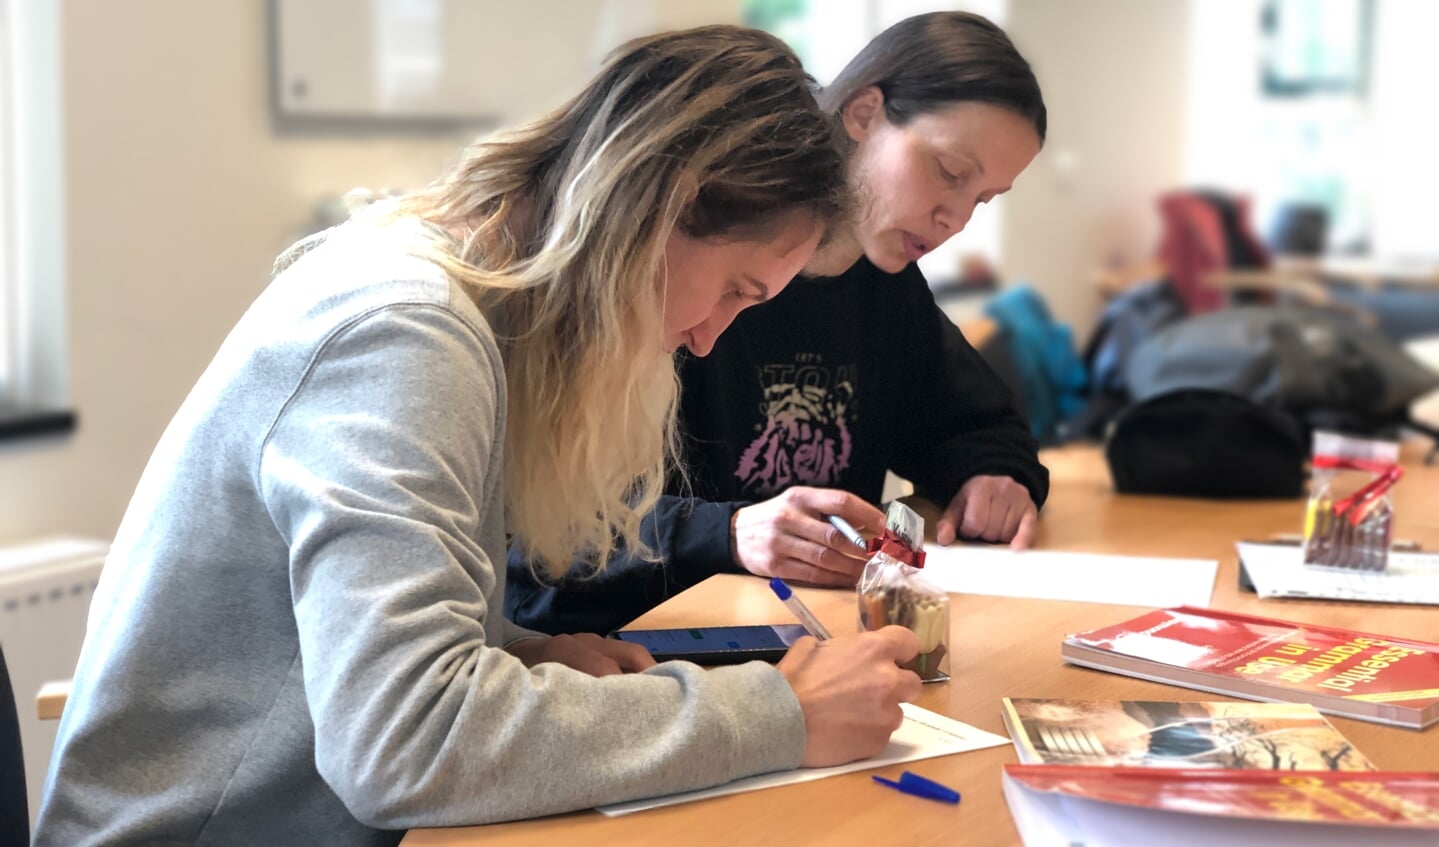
1157 191 1271 314
1269 202 1329 257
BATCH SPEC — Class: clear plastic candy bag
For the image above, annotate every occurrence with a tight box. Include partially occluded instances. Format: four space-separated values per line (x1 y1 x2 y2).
857 502 950 682
1303 432 1403 572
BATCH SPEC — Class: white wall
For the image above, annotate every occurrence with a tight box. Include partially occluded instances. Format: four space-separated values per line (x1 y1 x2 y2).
1367 0 1439 261
0 0 735 545
1001 0 1191 339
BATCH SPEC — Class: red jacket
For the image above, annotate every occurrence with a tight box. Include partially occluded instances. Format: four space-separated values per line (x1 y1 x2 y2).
1158 192 1270 313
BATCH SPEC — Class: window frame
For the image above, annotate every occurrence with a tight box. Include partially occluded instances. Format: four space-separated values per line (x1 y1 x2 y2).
0 0 75 441
1 0 17 394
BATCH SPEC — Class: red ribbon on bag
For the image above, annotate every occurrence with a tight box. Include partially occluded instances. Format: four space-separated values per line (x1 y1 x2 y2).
866 528 926 569
1313 454 1404 526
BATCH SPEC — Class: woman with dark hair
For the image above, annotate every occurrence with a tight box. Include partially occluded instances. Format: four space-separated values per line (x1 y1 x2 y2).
509 11 1051 636
813 11 1046 272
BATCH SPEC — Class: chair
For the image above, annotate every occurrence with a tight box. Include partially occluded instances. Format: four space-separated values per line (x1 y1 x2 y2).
1157 190 1272 314
1 646 30 844
36 681 70 721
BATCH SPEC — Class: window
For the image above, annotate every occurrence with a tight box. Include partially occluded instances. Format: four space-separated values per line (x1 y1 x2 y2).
1190 0 1435 261
1 0 16 394
0 0 72 437
1261 0 1372 98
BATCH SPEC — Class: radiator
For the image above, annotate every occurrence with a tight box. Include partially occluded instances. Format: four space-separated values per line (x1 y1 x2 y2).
0 536 108 826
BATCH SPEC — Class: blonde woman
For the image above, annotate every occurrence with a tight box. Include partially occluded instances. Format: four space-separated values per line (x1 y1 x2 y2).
35 26 920 846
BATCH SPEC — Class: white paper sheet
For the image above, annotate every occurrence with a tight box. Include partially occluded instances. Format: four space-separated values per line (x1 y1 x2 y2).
1237 542 1439 604
918 545 1217 608
595 703 1007 816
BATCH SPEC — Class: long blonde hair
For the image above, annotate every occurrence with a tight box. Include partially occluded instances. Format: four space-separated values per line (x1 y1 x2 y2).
386 26 847 578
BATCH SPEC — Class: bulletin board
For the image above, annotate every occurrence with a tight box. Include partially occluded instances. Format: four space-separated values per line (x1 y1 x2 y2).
268 0 663 130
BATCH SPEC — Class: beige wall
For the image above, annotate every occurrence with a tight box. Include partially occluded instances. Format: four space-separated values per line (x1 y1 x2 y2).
1002 0 1190 340
0 1 717 544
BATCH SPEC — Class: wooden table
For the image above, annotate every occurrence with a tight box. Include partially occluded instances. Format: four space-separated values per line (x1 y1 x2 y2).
406 442 1439 846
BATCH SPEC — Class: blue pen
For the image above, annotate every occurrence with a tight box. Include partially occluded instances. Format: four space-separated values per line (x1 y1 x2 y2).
872 771 961 804
826 514 868 550
768 578 831 641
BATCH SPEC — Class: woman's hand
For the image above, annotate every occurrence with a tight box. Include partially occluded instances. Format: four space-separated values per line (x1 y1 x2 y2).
506 632 657 676
778 626 923 767
935 474 1038 549
731 487 884 585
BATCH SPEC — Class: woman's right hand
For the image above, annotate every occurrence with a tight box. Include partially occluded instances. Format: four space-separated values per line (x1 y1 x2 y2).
731 487 884 586
777 625 923 767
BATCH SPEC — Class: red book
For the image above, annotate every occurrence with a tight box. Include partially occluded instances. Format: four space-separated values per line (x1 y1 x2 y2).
1003 765 1439 845
1062 606 1439 728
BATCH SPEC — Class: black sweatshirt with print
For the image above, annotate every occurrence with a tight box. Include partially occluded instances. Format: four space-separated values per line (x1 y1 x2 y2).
505 258 1048 634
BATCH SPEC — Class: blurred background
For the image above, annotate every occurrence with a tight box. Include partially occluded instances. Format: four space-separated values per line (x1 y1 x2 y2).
0 0 1437 824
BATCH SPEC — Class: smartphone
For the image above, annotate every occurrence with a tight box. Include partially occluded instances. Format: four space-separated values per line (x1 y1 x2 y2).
612 624 809 664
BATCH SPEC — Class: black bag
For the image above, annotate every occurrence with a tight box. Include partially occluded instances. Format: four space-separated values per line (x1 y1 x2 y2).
1106 388 1307 499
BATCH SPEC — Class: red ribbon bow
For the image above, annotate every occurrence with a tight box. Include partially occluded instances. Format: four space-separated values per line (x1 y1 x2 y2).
866 528 926 569
1313 454 1404 526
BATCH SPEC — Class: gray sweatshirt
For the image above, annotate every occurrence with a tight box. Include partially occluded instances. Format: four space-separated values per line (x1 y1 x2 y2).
33 221 806 846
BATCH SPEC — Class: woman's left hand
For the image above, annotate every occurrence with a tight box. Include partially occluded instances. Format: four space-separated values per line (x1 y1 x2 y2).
935 474 1038 550
506 632 657 676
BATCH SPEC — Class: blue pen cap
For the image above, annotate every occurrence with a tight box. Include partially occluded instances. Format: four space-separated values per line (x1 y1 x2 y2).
871 771 961 804
769 577 793 601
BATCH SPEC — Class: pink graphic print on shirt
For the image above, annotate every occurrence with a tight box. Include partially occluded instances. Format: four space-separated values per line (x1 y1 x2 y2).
735 359 855 495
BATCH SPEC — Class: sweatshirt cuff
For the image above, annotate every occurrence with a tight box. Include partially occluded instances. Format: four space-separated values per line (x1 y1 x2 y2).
673 499 751 579
966 462 1049 510
703 662 807 776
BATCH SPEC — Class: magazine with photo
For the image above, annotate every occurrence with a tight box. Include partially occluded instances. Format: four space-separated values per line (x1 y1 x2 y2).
1001 698 1376 771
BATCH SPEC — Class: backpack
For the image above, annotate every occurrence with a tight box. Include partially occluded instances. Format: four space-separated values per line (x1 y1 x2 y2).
1085 279 1187 396
983 284 1087 443
1125 306 1439 436
1069 278 1188 440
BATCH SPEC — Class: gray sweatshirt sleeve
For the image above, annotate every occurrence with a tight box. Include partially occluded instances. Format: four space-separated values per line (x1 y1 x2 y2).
259 304 806 828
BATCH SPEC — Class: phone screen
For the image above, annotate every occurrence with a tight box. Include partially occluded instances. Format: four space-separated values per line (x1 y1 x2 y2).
613 624 809 664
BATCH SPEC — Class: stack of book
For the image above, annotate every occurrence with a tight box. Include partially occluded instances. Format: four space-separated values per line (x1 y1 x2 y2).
996 606 1439 844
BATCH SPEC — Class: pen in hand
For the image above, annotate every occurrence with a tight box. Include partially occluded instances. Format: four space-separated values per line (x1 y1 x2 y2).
769 578 832 641
827 514 868 550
